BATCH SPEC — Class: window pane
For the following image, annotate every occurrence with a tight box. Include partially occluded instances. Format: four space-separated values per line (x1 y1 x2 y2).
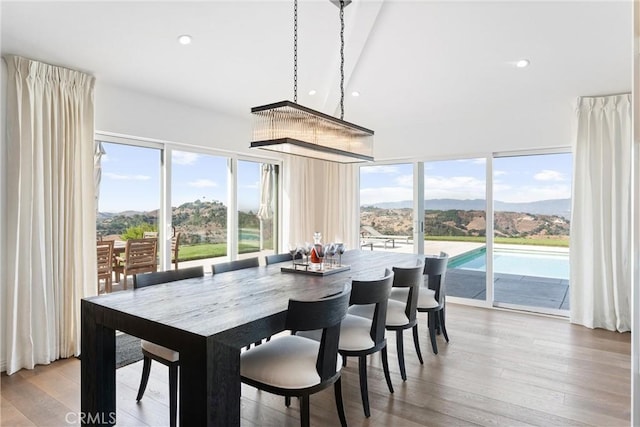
237 160 277 259
360 164 414 252
171 151 228 268
96 142 161 240
425 159 487 301
493 153 571 311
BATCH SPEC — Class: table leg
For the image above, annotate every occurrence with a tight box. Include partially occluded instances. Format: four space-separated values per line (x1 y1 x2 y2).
81 300 116 426
179 339 241 426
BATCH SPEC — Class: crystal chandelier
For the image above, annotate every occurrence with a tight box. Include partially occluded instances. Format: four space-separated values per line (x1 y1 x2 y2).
250 0 374 163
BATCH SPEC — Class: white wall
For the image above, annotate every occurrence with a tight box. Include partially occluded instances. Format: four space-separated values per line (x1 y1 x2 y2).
95 82 254 153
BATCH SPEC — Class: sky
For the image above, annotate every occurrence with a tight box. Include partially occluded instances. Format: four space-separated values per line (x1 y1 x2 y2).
359 153 572 206
98 143 261 213
98 142 572 212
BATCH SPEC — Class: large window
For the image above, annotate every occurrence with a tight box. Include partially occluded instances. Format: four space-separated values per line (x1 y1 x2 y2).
96 138 279 273
171 150 228 265
237 161 277 259
359 164 414 252
492 152 571 312
96 142 161 241
424 159 487 302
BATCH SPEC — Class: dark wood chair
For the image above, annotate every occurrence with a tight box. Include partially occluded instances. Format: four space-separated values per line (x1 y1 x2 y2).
349 260 424 381
133 266 204 427
211 256 259 274
96 240 114 294
240 285 352 427
265 252 302 265
113 238 158 289
413 253 450 354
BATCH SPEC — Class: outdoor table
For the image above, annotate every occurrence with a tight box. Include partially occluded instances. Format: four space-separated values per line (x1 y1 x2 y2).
81 250 423 426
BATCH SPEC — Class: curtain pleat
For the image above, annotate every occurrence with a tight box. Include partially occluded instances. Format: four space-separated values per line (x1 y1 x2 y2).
4 55 96 374
570 94 631 332
283 157 358 250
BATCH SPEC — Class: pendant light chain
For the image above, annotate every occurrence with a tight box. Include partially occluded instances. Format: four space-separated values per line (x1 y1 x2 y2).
339 0 345 120
293 0 298 103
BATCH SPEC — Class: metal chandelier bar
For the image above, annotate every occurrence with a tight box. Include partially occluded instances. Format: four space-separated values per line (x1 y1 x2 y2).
250 0 374 163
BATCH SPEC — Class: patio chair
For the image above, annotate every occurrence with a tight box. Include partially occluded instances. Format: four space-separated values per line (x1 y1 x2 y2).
113 238 158 290
96 240 114 294
360 225 410 249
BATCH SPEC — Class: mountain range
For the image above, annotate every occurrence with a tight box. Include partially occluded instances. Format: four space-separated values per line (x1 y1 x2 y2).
367 198 571 219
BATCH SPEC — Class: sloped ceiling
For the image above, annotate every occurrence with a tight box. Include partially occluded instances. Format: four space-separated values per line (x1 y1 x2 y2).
1 0 632 160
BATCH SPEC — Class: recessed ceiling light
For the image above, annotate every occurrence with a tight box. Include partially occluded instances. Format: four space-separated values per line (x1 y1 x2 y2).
516 59 530 68
351 91 360 97
308 89 317 96
177 35 192 45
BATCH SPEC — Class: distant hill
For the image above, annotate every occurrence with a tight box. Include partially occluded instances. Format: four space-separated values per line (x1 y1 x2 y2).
367 198 571 219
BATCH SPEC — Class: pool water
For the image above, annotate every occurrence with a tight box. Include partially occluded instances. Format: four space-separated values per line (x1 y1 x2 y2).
450 248 569 280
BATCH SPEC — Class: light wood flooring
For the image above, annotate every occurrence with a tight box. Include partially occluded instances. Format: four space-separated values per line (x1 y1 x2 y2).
1 304 630 426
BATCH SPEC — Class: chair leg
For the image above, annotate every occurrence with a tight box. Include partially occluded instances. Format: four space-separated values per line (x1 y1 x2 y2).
342 356 347 367
285 396 291 407
381 345 394 394
358 355 370 417
136 356 152 401
440 309 450 343
334 377 348 427
300 395 310 427
412 324 424 364
169 364 178 427
395 330 407 381
428 312 438 355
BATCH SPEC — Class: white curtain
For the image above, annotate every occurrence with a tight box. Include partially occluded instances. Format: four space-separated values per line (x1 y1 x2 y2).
4 55 97 374
283 157 359 250
94 141 106 214
570 94 631 332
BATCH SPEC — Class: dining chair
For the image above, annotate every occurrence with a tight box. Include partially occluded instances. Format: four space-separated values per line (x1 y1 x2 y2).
265 252 302 265
240 284 351 427
414 253 450 355
113 238 158 290
133 265 204 427
211 256 260 274
300 268 395 417
96 240 114 294
349 260 424 381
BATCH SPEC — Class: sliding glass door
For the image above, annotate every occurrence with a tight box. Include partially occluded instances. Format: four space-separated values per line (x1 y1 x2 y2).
492 152 571 312
424 159 487 302
171 150 229 267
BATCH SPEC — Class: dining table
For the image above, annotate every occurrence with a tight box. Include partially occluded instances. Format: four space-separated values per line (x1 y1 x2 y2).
80 249 423 426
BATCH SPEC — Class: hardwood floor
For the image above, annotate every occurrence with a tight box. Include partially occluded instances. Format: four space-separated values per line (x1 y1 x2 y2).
1 304 630 426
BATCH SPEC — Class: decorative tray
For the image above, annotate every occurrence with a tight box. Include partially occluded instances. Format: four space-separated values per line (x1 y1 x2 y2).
281 263 350 276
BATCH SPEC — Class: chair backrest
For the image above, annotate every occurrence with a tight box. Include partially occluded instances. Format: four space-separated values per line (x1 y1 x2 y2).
350 268 394 345
285 284 351 382
124 238 158 276
96 240 114 279
135 265 204 289
392 260 424 323
212 256 260 274
171 232 181 269
424 252 449 304
264 252 302 265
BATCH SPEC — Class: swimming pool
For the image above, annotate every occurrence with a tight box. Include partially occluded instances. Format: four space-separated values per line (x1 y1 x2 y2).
449 247 569 280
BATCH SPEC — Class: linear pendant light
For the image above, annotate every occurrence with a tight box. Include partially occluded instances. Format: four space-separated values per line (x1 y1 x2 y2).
250 0 374 163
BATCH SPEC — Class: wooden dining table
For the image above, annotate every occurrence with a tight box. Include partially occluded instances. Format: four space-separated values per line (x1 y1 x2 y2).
80 250 423 426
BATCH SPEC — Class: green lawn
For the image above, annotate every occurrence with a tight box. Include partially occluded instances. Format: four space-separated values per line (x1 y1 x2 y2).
178 243 262 261
425 235 569 248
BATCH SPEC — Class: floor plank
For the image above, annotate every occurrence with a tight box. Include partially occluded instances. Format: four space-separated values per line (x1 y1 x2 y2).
0 304 631 426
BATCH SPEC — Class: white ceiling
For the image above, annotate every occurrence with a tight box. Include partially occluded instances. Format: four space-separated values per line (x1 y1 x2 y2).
1 0 632 160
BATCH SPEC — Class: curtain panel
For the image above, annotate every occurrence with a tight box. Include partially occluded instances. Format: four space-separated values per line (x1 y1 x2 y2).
570 94 631 332
4 55 96 374
283 157 359 250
